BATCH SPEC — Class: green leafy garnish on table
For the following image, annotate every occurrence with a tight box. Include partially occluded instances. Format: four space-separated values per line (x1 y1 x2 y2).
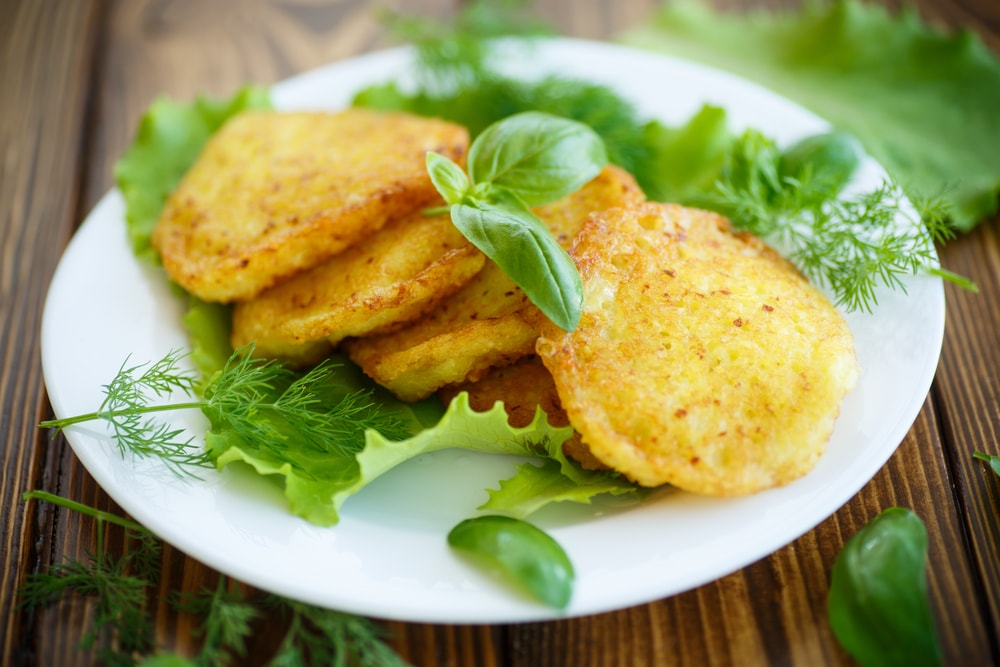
827 507 942 667
621 0 1000 232
19 491 160 663
20 491 410 666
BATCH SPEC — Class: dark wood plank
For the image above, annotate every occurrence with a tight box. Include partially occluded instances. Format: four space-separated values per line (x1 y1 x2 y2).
935 217 1000 652
0 0 106 665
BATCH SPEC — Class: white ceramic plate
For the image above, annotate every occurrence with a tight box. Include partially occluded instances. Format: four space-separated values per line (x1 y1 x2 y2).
41 39 944 624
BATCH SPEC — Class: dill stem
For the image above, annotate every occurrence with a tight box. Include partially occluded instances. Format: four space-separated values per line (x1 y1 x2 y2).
38 401 208 429
22 490 151 535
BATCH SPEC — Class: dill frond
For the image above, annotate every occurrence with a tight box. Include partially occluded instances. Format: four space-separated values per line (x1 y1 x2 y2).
688 130 973 312
269 598 411 667
39 346 408 479
171 577 259 666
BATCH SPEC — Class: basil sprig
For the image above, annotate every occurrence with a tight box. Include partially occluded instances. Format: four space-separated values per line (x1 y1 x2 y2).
426 111 608 331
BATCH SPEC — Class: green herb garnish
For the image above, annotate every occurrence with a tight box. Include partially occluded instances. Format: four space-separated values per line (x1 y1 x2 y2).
448 515 575 609
169 578 260 666
827 507 942 667
39 350 211 476
20 491 409 666
19 491 161 663
39 346 408 484
426 111 607 331
356 23 975 314
686 130 974 312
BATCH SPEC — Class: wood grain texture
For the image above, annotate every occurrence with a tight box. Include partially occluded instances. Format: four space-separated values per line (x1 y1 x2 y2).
0 0 104 664
936 217 1000 655
3 0 998 665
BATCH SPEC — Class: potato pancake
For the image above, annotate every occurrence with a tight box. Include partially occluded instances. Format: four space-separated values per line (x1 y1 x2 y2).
344 165 645 402
438 356 605 470
152 109 469 302
535 202 859 496
230 209 485 363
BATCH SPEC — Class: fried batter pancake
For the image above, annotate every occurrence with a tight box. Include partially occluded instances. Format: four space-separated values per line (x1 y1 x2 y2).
344 165 645 402
230 209 485 363
152 109 469 302
535 202 858 496
438 356 605 470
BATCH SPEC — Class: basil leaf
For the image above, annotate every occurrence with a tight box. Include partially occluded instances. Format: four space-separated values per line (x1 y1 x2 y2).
426 151 471 205
448 515 574 609
467 111 607 206
827 507 942 667
451 194 582 331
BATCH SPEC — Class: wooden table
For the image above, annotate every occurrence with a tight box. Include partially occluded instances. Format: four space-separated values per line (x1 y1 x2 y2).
2 0 998 664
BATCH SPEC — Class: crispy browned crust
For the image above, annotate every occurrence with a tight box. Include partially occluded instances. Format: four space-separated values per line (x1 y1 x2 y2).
536 202 859 496
152 109 469 302
229 209 485 363
344 165 646 401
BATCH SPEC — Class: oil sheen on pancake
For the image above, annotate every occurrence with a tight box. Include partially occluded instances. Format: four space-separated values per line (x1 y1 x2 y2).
535 201 859 496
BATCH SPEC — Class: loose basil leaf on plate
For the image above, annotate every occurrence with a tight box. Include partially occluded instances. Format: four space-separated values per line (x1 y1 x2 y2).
448 514 574 610
827 507 942 667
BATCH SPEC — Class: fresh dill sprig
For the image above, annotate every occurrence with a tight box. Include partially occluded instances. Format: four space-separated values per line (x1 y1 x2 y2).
21 491 410 666
268 598 412 667
688 130 976 313
170 577 259 666
40 350 209 476
39 346 409 478
20 491 160 664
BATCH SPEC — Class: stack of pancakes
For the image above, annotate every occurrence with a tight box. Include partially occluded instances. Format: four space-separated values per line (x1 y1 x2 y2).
154 108 858 497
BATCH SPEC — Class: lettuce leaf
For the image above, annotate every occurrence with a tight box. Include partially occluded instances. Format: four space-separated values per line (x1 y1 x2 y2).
621 0 1000 231
639 104 733 203
481 437 647 518
114 86 272 262
210 391 642 526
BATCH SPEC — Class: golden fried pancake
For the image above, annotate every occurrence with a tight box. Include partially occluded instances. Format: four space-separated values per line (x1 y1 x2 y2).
438 356 605 470
152 109 469 302
230 209 485 363
535 202 859 496
344 165 645 401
